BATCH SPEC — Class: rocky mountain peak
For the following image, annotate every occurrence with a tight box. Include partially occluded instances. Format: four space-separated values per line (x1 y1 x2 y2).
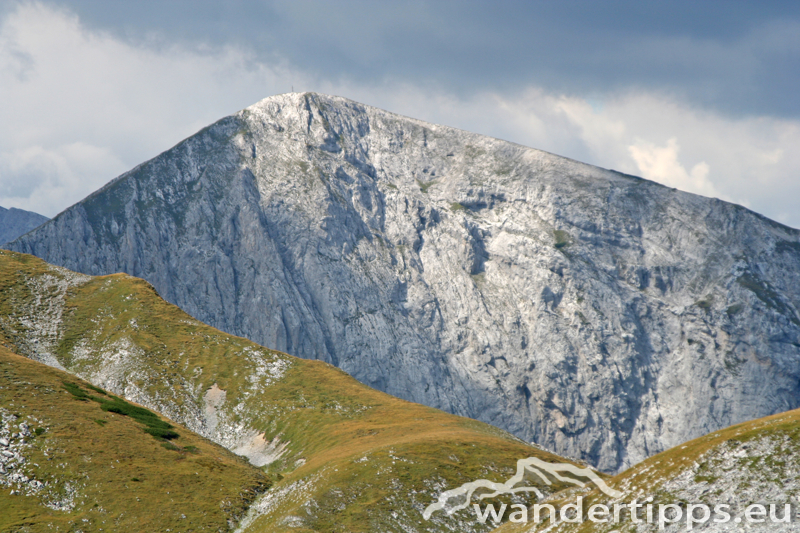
6 92 800 472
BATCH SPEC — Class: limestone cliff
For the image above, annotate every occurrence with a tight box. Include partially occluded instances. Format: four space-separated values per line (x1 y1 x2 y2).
7 92 800 472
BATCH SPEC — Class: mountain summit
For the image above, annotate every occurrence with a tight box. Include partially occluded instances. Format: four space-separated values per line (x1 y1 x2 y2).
7 92 800 472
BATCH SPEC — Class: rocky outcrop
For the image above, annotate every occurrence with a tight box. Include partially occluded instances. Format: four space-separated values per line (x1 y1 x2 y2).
0 206 48 245
491 408 800 532
7 92 800 472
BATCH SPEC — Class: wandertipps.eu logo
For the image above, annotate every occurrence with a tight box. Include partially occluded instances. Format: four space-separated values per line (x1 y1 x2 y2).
423 457 621 520
423 457 796 529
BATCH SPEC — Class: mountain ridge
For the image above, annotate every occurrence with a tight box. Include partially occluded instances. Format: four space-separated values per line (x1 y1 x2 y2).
0 248 576 532
6 248 798 532
0 206 48 245
6 92 800 473
0 346 271 532
493 406 800 532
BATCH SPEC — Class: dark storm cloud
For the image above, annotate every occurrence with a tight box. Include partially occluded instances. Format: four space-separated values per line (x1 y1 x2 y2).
41 0 800 118
3 1 799 227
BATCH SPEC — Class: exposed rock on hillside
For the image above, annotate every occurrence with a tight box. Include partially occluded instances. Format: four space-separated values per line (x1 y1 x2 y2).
0 249 571 532
0 348 269 532
7 92 800 472
493 408 800 532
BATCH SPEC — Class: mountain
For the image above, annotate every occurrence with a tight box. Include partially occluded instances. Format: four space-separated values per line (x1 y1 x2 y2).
6 92 800 473
492 407 800 532
0 348 269 532
4 248 793 532
0 206 48 245
0 249 580 532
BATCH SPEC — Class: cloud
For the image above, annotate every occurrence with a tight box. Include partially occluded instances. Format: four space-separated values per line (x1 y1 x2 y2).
0 1 314 216
628 139 718 198
1 2 799 229
46 1 800 119
0 143 127 216
551 92 800 226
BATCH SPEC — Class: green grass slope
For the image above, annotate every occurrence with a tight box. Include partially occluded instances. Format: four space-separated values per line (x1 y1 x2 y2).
0 250 587 532
492 408 800 532
0 348 269 532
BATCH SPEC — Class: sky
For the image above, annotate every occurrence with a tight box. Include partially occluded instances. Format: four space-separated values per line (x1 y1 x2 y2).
1 0 799 228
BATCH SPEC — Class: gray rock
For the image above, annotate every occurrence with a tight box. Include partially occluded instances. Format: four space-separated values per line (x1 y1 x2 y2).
6 92 800 472
0 206 48 245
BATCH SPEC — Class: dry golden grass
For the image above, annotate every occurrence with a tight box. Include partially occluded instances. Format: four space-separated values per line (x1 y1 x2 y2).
0 348 270 532
493 408 800 533
0 249 586 531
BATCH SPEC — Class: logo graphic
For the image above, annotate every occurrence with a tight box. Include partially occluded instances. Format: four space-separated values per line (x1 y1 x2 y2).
423 457 622 520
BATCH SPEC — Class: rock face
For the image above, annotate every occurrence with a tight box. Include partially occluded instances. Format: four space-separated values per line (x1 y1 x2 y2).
0 206 48 245
6 92 800 472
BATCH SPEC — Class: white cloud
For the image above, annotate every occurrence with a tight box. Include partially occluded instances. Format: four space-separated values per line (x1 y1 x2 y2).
0 143 127 216
0 2 312 216
628 138 718 198
1 2 799 229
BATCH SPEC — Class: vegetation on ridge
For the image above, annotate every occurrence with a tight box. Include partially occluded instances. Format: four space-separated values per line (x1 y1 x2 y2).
0 348 270 533
0 249 588 532
61 381 180 441
492 407 800 532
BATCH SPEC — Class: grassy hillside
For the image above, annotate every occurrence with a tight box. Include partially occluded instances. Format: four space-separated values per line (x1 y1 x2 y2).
0 348 269 532
0 249 587 532
493 407 800 532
